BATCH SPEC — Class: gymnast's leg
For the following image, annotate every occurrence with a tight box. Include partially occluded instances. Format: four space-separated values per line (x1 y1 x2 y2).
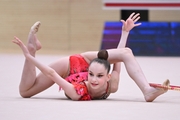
108 48 169 102
19 22 55 97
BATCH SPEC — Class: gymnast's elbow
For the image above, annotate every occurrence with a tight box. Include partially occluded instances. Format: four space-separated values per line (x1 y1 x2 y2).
110 84 119 93
70 95 80 101
111 87 118 93
71 97 79 101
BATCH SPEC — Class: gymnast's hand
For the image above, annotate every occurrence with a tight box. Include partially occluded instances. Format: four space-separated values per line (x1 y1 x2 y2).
121 12 141 32
12 36 30 58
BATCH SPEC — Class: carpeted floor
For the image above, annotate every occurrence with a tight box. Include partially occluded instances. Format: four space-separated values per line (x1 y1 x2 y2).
0 53 180 120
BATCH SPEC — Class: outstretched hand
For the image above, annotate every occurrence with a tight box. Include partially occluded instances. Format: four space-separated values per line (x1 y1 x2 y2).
121 12 141 32
12 36 30 57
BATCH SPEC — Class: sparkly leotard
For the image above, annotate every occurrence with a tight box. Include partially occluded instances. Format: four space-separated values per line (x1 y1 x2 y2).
64 54 111 101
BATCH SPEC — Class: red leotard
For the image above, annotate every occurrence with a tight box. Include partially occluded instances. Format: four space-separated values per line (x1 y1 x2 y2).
63 54 111 101
65 54 91 100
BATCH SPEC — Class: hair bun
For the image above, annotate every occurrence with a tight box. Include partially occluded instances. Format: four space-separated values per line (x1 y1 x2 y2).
97 50 108 60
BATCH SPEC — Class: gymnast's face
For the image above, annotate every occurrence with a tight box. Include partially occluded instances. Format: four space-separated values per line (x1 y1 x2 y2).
88 62 110 90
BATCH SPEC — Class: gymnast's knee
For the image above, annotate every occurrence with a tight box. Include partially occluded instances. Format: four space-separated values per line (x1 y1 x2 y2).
19 90 32 98
122 47 133 55
120 47 134 60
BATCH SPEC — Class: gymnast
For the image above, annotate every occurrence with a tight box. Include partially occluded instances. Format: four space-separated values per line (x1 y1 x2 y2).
12 12 169 101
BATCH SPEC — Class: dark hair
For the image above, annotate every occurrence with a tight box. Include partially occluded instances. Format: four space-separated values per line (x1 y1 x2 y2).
89 50 111 73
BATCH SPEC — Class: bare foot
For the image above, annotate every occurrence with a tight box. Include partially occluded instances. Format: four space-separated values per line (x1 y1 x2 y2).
27 21 42 53
144 79 170 102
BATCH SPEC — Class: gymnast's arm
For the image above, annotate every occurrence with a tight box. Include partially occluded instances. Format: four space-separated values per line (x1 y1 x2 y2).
109 12 142 92
110 62 121 93
12 37 81 100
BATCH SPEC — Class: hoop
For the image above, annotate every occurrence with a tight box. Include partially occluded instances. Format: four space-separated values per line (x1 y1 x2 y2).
149 83 180 91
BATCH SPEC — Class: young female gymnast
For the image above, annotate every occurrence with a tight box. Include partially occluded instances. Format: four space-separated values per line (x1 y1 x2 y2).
12 13 169 101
